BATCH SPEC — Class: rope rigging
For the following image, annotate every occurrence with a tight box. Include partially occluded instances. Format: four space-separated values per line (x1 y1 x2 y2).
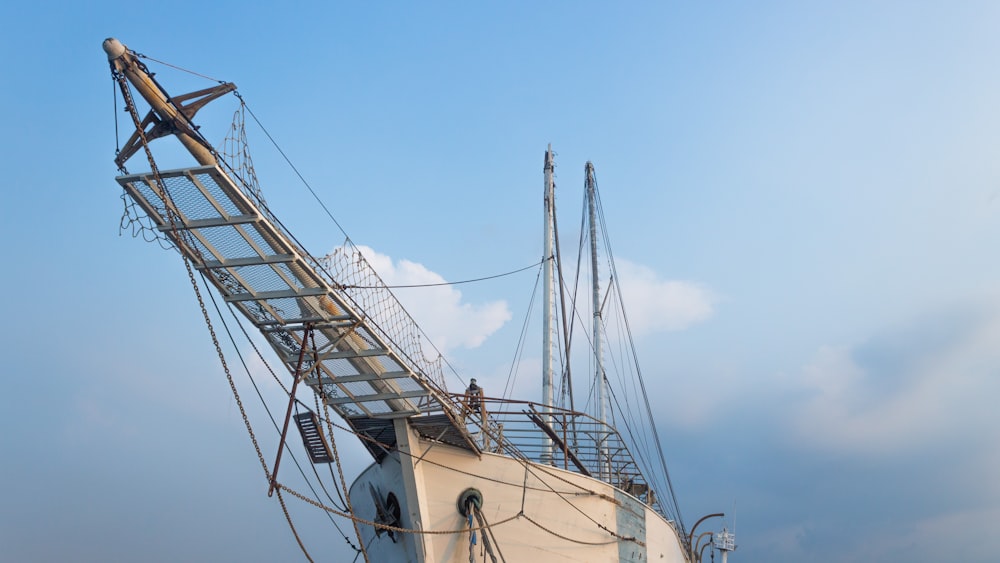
199 259 370 560
111 59 365 561
201 257 654 556
500 262 543 401
110 46 694 561
208 278 350 515
472 503 503 563
540 163 686 527
211 284 651 553
343 258 546 289
116 50 533 398
193 186 638 559
592 167 685 533
134 52 227 83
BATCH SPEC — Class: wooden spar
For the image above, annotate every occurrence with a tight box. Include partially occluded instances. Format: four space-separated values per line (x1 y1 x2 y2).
103 38 232 167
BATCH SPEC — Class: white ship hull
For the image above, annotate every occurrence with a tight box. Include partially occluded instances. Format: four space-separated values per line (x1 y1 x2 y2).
350 419 689 562
102 38 720 563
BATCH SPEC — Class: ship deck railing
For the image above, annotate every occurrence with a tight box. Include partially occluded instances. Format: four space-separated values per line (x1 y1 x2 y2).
450 394 664 515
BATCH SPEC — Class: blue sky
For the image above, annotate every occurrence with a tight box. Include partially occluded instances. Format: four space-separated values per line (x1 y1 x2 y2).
3 2 1000 561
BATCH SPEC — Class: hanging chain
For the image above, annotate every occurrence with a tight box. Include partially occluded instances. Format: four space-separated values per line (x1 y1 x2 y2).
110 67 270 472
111 75 122 164
111 66 322 560
318 389 370 562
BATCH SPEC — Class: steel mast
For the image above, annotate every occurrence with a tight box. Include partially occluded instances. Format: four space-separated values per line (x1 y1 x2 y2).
541 145 556 465
585 162 610 479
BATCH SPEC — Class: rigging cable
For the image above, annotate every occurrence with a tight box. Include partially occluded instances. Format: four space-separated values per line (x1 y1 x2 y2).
235 94 350 241
108 65 315 553
201 271 366 556
183 233 315 562
554 165 681 524
135 52 227 83
216 85 528 395
345 258 544 289
606 290 660 487
500 263 542 401
211 285 369 557
473 504 505 563
558 160 678 522
595 287 659 496
301 388 645 547
133 51 538 403
303 326 370 563
467 502 476 563
590 175 674 523
313 396 349 510
591 167 686 536
551 188 576 415
226 95 471 394
126 52 668 554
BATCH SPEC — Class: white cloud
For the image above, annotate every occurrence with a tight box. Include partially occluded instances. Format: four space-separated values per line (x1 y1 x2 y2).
614 258 716 334
350 245 512 353
789 301 1000 456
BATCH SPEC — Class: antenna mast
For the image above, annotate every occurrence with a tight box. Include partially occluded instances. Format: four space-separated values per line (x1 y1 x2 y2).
713 528 736 563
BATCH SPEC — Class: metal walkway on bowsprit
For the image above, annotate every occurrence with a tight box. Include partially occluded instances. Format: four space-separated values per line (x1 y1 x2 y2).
117 164 479 456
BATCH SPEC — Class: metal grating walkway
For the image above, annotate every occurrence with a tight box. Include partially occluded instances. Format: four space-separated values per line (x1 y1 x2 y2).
117 165 475 454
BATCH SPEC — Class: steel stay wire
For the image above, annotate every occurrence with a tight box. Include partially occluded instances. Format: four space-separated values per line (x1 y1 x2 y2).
132 52 547 401
501 262 543 402
121 49 672 553
219 288 353 515
591 167 686 536
112 63 362 556
279 388 650 547
552 166 682 525
587 175 680 527
344 258 545 289
206 262 643 548
199 261 366 556
204 273 349 516
205 272 372 560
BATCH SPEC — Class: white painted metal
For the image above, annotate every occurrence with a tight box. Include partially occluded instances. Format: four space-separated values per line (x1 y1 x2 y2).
351 435 690 562
115 157 692 563
541 145 556 465
586 161 611 481
714 527 736 563
105 37 708 560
